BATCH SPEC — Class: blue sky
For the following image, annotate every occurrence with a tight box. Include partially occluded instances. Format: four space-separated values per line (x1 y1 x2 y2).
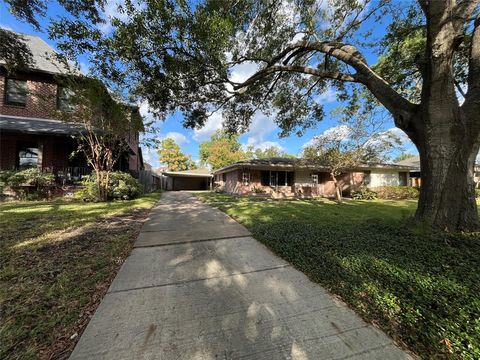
0 1 418 168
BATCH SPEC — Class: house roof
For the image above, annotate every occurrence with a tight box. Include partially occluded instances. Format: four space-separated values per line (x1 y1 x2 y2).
162 168 213 178
0 115 84 135
213 157 412 174
0 31 75 75
395 156 421 170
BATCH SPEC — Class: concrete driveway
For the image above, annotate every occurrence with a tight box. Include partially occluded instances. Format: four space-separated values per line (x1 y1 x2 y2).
70 191 411 360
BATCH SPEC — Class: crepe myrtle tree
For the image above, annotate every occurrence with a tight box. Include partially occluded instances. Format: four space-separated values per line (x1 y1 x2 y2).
303 117 402 203
56 76 143 201
49 0 480 230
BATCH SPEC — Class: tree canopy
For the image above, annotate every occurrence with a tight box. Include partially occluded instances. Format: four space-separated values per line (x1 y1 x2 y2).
158 138 196 171
199 130 246 170
250 146 293 159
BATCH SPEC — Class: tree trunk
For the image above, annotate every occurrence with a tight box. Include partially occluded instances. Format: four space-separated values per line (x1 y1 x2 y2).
402 2 480 231
412 110 480 231
331 173 342 203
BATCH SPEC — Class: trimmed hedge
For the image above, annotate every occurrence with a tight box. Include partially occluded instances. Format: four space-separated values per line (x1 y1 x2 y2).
351 187 378 200
374 186 420 200
76 171 143 201
0 169 55 199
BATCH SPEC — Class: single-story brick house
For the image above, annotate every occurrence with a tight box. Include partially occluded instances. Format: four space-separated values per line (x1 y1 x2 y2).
213 158 412 198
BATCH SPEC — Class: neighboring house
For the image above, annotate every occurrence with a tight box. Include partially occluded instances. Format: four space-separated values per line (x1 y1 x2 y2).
162 168 213 191
395 155 480 187
213 157 411 198
395 156 421 187
0 32 143 181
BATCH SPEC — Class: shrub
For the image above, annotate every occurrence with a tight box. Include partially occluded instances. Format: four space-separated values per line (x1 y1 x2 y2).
351 187 378 200
76 171 143 201
375 186 420 200
251 186 266 194
475 188 480 198
0 169 55 199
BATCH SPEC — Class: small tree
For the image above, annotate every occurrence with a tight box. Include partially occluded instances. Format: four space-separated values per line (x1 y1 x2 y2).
394 152 417 163
303 119 401 203
253 146 293 159
199 130 246 170
158 138 196 171
57 76 143 201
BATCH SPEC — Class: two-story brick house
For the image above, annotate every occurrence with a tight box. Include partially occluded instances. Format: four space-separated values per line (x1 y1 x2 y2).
0 32 144 180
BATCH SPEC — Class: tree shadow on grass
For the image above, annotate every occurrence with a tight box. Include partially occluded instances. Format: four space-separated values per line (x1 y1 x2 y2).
226 200 480 358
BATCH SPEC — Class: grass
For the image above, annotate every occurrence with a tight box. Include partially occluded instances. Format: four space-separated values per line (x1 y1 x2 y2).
195 192 480 359
0 192 162 360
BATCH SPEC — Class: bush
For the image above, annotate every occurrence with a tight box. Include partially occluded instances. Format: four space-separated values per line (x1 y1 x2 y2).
351 187 378 200
475 188 480 198
0 169 55 199
375 186 419 200
76 171 143 201
251 186 266 194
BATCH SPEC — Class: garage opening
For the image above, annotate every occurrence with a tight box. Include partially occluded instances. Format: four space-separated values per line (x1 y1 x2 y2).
162 169 213 191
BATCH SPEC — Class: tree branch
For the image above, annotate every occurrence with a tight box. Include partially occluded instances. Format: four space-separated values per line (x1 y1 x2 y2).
236 40 418 129
233 65 357 89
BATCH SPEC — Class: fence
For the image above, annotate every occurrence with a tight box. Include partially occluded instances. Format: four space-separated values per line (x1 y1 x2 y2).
136 170 162 192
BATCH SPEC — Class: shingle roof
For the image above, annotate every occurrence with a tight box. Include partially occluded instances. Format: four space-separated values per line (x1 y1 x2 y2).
0 115 84 135
0 31 75 75
395 156 420 170
214 157 413 174
162 168 213 177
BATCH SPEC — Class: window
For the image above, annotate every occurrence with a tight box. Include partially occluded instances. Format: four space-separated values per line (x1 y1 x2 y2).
399 172 408 186
363 171 371 185
17 143 39 169
5 79 27 106
260 170 294 186
311 174 319 185
242 172 250 185
222 173 226 182
57 87 74 112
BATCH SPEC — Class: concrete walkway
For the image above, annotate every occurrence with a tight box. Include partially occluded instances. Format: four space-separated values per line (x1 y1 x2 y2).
71 192 410 360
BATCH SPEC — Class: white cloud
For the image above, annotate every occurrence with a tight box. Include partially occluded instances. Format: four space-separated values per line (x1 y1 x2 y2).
315 87 337 104
98 0 128 34
229 61 260 84
160 131 189 146
301 125 351 149
0 23 13 31
246 140 284 152
384 127 413 148
193 112 223 141
243 112 278 145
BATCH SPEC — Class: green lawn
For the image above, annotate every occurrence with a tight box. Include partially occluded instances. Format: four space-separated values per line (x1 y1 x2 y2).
0 192 162 360
195 192 480 359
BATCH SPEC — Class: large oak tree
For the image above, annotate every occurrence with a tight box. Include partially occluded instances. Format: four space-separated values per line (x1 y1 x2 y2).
46 0 480 230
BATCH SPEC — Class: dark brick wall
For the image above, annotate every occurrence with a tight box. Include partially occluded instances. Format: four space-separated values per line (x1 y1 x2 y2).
0 69 143 172
0 71 58 119
0 132 75 170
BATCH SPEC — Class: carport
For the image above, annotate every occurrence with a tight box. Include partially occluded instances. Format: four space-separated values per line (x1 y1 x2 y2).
162 168 213 191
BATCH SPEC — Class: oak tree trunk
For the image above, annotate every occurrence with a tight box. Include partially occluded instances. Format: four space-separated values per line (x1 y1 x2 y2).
400 3 480 231
408 108 480 231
